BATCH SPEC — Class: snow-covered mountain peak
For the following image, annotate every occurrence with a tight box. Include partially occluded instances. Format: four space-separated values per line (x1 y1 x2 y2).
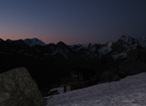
56 41 67 47
24 38 46 46
119 35 139 46
6 39 13 43
112 35 140 52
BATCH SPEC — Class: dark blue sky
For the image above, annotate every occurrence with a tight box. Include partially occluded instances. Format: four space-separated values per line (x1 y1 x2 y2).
0 0 146 44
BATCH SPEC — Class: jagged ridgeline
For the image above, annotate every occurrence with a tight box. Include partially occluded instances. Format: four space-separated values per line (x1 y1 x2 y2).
0 35 146 95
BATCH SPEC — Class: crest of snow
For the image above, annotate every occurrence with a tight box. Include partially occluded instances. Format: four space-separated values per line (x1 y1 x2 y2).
46 73 146 106
112 52 127 60
98 42 112 55
24 38 45 46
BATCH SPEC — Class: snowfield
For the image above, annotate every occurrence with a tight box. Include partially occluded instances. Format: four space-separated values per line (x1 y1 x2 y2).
46 73 146 106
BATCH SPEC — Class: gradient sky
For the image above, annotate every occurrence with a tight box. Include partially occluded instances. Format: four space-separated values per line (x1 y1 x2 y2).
0 0 146 44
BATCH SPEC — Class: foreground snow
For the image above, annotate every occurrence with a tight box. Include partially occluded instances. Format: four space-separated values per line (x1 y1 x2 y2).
46 73 146 106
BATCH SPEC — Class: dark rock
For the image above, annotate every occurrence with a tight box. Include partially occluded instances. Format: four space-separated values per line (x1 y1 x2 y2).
118 60 146 75
116 49 146 77
0 67 45 106
100 70 120 82
138 49 146 62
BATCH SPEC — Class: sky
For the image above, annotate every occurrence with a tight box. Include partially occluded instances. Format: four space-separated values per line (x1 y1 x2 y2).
0 0 146 44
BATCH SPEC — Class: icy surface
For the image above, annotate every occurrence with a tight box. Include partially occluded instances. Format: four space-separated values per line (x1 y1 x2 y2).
98 42 112 55
112 52 127 60
24 38 45 46
46 73 146 106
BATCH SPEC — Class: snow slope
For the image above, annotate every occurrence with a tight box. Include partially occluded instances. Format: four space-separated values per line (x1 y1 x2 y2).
46 73 146 106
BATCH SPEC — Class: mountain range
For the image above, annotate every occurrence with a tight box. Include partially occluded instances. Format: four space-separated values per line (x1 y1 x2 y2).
0 35 144 60
0 35 146 96
0 35 142 59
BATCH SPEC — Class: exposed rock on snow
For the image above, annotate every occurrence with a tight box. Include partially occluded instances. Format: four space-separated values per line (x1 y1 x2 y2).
46 73 146 106
0 67 45 106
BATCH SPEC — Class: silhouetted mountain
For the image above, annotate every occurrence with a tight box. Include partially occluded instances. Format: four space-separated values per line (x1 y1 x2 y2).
111 35 141 60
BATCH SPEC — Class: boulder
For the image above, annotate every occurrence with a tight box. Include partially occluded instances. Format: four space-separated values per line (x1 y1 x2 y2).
0 67 45 106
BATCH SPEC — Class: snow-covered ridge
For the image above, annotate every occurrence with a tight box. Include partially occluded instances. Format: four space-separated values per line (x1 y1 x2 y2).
46 73 146 106
24 38 46 46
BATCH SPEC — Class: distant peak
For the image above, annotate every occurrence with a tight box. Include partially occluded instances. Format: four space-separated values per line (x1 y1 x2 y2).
57 41 66 46
23 38 46 46
6 39 13 42
118 35 138 43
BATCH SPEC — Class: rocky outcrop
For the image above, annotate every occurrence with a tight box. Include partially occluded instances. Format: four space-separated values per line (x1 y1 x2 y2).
0 67 45 106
